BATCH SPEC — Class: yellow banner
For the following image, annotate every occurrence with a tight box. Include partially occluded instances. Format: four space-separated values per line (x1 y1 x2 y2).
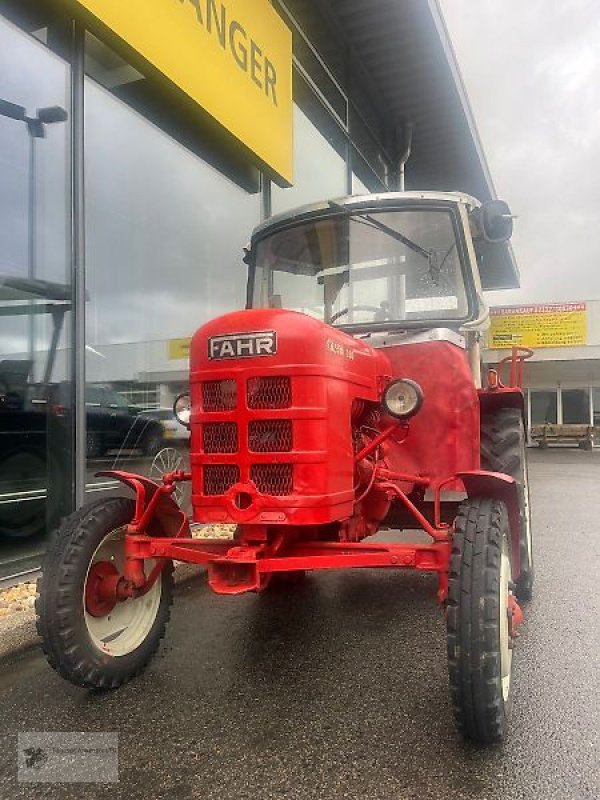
489 303 587 349
168 337 192 360
72 0 293 182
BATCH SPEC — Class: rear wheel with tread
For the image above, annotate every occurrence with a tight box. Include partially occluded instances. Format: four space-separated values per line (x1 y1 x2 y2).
481 407 533 601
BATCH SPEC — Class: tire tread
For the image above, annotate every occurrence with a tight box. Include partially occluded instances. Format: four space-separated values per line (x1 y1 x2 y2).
36 497 173 689
447 496 509 744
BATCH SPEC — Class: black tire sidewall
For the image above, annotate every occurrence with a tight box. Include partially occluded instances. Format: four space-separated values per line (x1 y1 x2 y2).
447 497 513 744
481 408 533 599
37 497 173 688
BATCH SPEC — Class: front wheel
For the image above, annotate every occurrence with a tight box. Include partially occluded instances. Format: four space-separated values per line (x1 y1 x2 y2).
447 497 519 744
36 497 173 689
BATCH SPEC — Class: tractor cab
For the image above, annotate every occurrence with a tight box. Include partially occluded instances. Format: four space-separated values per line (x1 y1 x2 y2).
247 192 512 383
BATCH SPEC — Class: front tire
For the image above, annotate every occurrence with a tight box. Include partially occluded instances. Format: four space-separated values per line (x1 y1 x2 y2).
36 497 173 689
447 497 515 744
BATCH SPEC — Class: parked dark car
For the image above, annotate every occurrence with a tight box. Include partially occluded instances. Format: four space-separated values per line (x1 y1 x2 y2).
0 381 164 539
50 383 164 459
0 393 61 540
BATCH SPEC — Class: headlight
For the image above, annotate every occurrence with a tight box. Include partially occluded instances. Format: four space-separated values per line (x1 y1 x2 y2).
382 379 423 420
173 393 191 428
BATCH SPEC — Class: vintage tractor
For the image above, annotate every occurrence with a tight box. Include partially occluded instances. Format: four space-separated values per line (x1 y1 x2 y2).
37 191 533 744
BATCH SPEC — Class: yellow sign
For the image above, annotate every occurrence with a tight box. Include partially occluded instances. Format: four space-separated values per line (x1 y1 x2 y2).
489 303 587 349
169 337 192 360
72 0 293 182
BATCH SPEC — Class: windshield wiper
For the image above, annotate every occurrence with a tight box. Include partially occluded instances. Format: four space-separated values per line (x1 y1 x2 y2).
328 202 439 278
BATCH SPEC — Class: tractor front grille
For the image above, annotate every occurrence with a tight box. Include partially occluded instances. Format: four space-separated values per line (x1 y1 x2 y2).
251 463 293 496
203 464 240 495
202 422 238 453
202 379 237 411
248 420 292 452
247 376 291 409
197 374 296 500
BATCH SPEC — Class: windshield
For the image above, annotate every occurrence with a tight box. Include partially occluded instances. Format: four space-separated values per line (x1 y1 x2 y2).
252 208 472 329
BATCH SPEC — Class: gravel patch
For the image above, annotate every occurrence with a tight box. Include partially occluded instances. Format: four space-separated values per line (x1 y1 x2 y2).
0 582 37 618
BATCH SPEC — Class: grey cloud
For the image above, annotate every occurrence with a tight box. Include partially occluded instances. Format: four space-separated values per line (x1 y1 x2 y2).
440 0 600 304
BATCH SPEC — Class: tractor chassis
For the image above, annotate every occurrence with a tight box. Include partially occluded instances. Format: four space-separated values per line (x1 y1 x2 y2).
88 454 523 615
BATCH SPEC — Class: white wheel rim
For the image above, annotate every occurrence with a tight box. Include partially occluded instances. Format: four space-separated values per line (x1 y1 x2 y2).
499 536 512 702
83 527 162 657
149 447 185 505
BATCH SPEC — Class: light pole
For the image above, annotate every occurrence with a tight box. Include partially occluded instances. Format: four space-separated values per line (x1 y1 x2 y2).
0 99 68 369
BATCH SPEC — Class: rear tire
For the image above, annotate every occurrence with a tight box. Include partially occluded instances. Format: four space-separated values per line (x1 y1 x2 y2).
481 408 533 601
36 497 173 689
447 497 515 744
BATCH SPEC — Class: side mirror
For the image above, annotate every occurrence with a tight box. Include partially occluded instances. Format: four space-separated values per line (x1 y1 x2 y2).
471 200 514 243
173 392 191 430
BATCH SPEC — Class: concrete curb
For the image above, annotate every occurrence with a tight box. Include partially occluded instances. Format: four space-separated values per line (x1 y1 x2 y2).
0 563 205 665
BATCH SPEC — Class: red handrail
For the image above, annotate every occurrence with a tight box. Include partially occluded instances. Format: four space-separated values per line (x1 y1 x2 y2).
496 346 534 388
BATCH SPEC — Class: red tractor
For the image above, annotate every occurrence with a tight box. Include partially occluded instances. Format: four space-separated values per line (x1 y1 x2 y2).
37 192 533 744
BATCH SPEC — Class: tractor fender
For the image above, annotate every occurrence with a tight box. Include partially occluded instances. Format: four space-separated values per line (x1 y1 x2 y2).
456 470 521 577
96 470 188 538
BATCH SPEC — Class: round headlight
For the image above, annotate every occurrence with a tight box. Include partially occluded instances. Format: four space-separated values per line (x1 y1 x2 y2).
173 392 191 428
383 379 423 419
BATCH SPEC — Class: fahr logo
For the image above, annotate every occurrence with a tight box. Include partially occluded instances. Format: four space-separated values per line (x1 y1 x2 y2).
208 330 277 360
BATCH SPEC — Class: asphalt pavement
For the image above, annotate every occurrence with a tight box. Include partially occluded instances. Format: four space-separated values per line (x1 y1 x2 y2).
0 448 598 799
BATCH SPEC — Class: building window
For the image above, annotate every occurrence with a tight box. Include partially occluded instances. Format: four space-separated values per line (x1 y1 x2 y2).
562 388 590 425
593 389 600 425
530 390 557 424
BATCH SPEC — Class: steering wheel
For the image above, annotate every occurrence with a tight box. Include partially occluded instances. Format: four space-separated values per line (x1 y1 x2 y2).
330 304 383 324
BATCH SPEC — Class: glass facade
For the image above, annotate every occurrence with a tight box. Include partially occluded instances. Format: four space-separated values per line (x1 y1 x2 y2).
561 389 590 425
0 14 72 565
529 387 596 428
530 390 558 425
0 2 394 574
593 389 600 425
83 69 260 507
271 103 347 214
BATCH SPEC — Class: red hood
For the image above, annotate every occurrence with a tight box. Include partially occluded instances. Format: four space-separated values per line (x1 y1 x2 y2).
190 308 391 398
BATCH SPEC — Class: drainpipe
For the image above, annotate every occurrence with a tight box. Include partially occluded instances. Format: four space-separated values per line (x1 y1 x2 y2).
397 122 413 191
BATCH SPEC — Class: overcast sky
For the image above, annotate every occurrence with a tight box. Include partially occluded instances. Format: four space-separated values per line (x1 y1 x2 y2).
439 0 600 306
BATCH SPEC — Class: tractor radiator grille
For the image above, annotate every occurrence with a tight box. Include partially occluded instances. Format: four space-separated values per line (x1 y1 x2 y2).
247 376 291 409
251 463 293 496
248 420 292 452
202 379 237 411
202 422 238 453
203 465 240 495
